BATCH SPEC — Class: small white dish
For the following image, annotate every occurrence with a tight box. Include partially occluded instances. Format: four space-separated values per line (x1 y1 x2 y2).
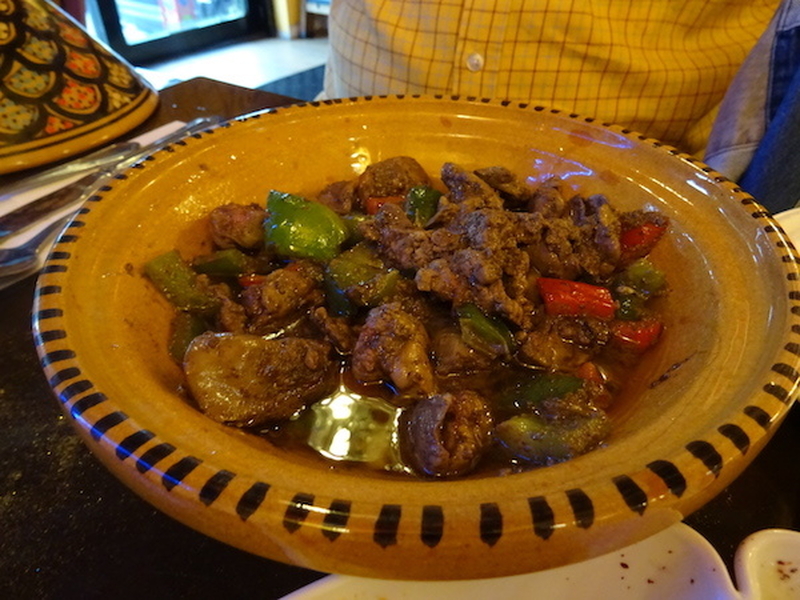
776 207 800 243
284 523 800 599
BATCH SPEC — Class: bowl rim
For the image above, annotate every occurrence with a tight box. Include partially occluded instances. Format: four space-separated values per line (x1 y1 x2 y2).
31 95 800 578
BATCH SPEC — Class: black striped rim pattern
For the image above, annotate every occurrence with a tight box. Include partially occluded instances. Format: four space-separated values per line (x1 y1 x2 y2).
31 96 800 562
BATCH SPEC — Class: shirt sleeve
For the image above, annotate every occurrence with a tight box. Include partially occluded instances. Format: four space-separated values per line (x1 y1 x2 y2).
705 0 800 189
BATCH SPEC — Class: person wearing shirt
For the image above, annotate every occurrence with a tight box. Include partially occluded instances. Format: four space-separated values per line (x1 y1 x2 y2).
323 0 779 166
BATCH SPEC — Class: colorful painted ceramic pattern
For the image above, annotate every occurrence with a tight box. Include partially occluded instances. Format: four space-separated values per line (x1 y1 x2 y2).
0 0 156 173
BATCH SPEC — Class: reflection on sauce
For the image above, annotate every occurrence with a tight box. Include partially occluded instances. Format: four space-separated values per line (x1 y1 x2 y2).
308 384 403 469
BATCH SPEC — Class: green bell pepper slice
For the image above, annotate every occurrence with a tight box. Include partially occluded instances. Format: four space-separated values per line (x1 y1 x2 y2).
613 258 666 320
341 212 370 243
325 242 400 314
326 243 385 288
168 312 209 362
144 249 220 315
499 372 585 413
405 185 441 227
456 303 514 357
495 411 610 466
265 190 348 261
615 294 647 321
192 248 261 278
616 258 666 296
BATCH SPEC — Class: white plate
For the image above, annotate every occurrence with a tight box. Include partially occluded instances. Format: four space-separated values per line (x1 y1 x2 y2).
283 523 800 600
776 207 800 242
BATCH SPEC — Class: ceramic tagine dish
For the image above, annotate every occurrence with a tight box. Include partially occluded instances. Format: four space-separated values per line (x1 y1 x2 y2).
0 0 158 174
32 96 800 580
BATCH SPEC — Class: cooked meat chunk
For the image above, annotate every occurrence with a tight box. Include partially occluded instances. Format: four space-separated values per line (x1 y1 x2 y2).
208 203 266 250
619 209 670 233
184 332 338 426
525 217 583 280
474 165 541 210
310 306 358 354
568 194 621 278
356 156 430 206
431 330 495 376
401 390 494 477
388 278 442 323
365 165 628 331
440 162 504 210
475 168 570 218
416 248 529 326
416 205 540 325
523 205 619 281
449 207 540 306
351 303 435 397
527 176 570 217
197 277 247 333
360 203 446 270
447 204 535 251
241 260 324 335
317 179 358 215
516 315 610 370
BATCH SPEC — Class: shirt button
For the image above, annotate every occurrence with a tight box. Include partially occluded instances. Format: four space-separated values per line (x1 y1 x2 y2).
466 52 484 72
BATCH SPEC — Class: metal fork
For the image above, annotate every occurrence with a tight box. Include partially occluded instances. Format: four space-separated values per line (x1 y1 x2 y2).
0 216 70 278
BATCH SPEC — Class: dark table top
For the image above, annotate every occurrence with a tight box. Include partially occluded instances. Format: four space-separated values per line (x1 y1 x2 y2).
1 77 799 599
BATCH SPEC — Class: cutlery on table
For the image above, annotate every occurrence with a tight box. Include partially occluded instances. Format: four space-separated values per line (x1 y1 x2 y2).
0 115 224 240
0 216 71 278
0 141 141 202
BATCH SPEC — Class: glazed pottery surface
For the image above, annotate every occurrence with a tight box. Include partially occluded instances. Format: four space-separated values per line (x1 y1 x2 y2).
0 0 158 174
32 96 800 579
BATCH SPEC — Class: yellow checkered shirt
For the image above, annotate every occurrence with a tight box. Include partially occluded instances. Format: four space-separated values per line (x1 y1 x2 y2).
324 0 780 155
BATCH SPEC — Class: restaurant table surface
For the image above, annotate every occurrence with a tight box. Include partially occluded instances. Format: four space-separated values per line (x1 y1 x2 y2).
1 77 799 599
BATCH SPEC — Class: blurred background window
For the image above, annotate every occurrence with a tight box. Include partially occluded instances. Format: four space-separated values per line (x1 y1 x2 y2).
84 0 274 64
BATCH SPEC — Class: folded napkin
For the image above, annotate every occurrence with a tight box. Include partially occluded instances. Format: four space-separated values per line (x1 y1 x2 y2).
0 121 186 291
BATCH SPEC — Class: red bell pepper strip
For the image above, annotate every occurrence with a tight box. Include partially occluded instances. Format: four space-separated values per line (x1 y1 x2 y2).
238 273 267 287
575 362 613 408
576 361 604 384
537 278 617 320
611 319 664 352
619 221 667 264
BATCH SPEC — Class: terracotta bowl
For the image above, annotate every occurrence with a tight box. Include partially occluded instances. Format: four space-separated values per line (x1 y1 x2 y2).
33 96 800 580
0 0 158 174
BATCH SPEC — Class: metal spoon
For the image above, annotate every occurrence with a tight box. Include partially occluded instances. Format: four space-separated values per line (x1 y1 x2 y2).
0 217 70 278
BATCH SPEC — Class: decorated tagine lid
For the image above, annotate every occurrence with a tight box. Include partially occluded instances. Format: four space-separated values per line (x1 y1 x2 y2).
0 0 158 175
